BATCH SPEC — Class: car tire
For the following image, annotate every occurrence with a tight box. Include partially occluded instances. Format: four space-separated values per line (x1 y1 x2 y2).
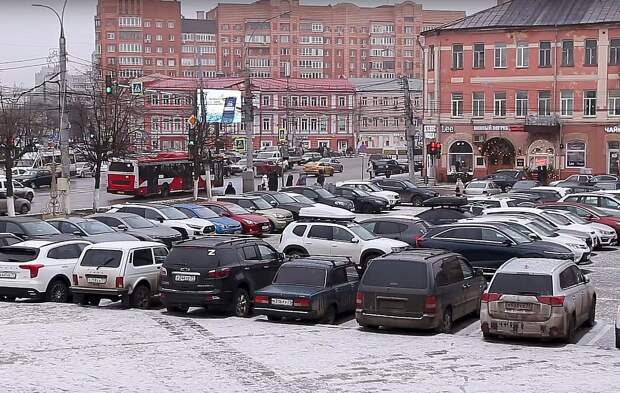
120 294 130 309
564 315 577 344
33 182 40 189
45 279 70 303
411 196 423 207
286 249 308 258
25 193 34 202
482 331 496 340
232 287 251 317
19 204 30 215
584 297 596 327
360 252 382 272
166 305 189 314
74 294 88 306
436 308 453 334
322 305 337 325
130 285 151 309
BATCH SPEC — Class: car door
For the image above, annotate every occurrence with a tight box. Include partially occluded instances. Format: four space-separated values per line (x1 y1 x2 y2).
240 244 268 291
330 266 354 312
480 228 519 269
428 227 483 264
305 224 334 256
434 257 467 320
457 257 484 314
559 266 585 323
47 243 88 279
128 248 159 294
144 208 165 224
256 243 282 287
570 265 590 324
331 226 362 262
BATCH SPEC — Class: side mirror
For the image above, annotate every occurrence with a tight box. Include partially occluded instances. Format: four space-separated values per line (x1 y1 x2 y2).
351 238 360 244
157 217 165 223
117 224 128 231
584 275 591 283
269 200 277 206
72 231 84 236
278 252 285 260
502 239 513 247
528 233 540 241
475 268 484 277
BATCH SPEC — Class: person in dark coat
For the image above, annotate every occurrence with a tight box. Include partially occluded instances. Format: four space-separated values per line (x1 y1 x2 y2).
224 182 236 195
316 172 325 187
268 171 279 191
296 173 307 185
286 174 294 187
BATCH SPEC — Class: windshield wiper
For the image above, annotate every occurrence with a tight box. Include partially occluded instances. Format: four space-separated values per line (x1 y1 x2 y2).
515 291 542 296
96 258 116 270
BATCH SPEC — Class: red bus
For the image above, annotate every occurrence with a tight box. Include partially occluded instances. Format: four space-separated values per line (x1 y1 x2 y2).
107 152 207 197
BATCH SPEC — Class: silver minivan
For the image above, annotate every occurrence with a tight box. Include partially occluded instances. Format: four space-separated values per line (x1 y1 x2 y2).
71 241 168 309
480 258 595 343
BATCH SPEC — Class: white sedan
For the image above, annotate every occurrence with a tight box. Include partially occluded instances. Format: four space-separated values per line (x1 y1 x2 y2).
543 209 617 248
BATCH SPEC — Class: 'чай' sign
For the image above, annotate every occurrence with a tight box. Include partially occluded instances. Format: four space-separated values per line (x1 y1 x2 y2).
605 125 620 133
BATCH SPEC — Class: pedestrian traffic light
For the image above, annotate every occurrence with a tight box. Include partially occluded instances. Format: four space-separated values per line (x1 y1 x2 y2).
105 75 113 95
188 129 196 155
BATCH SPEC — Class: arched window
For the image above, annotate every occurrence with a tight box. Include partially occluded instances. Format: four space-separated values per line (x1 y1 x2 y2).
566 140 586 168
448 141 474 174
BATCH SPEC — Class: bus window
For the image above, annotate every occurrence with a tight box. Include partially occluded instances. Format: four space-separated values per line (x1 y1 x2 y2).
109 162 135 173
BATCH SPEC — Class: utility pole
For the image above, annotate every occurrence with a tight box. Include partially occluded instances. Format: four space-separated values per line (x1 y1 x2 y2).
401 76 416 181
242 69 255 192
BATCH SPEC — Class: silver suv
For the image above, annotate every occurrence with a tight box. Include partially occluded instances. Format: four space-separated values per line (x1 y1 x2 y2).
480 258 595 343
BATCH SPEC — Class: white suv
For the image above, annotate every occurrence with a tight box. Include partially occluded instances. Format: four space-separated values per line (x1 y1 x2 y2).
337 181 400 208
278 220 409 269
0 240 91 302
109 203 215 239
71 241 168 308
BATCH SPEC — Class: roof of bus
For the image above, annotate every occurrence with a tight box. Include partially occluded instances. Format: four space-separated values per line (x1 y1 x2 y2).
115 152 191 164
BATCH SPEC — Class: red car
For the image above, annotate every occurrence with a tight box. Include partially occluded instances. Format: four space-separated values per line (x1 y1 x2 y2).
199 201 271 235
538 201 620 235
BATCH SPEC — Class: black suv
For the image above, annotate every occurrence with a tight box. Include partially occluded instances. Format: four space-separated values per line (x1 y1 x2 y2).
247 191 313 218
282 186 355 211
332 187 389 213
159 236 284 317
359 216 430 246
371 159 402 176
356 249 486 333
372 178 437 206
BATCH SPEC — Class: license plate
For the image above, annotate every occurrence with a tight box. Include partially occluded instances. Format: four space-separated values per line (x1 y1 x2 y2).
505 302 533 311
174 274 196 282
271 298 293 306
0 271 16 279
86 277 107 284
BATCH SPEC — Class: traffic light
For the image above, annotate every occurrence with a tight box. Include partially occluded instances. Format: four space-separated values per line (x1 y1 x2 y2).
105 75 113 95
436 143 442 157
427 142 442 158
188 129 197 156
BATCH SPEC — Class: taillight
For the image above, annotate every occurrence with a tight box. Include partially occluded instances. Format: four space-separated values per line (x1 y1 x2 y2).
72 274 78 286
423 295 437 313
293 298 311 308
415 235 424 248
254 295 269 304
207 267 231 279
355 292 364 309
537 295 565 307
160 266 168 277
19 264 44 279
481 292 502 302
115 276 124 288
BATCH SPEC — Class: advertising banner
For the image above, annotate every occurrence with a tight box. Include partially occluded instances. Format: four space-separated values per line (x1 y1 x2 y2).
197 89 242 124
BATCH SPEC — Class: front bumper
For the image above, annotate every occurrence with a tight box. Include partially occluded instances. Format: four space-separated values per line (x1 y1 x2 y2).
160 288 233 308
355 310 439 330
597 234 617 246
270 219 292 231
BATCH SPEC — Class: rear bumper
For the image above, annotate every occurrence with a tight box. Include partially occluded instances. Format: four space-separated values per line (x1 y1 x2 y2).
355 310 439 330
71 287 129 297
160 288 233 308
480 309 566 339
0 286 42 298
254 306 319 320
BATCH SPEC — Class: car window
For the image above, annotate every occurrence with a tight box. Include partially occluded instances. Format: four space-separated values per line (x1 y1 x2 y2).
333 227 354 242
435 227 481 241
48 244 83 259
153 247 168 264
257 244 277 260
145 209 164 220
362 259 428 289
120 206 144 217
374 221 407 235
301 189 317 199
106 217 123 227
166 246 225 268
273 266 326 287
489 273 553 295
481 228 508 243
331 267 347 285
435 258 464 286
235 199 253 209
292 224 307 237
571 265 586 284
242 245 259 261
80 249 123 268
602 197 620 209
459 258 474 280
346 265 359 282
175 207 193 217
308 225 332 240
208 205 225 215
559 267 578 289
2 237 21 246
132 248 154 267
360 222 376 233
5 222 24 235
563 196 580 204
60 222 80 234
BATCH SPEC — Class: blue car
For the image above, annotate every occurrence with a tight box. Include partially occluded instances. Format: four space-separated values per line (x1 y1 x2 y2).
174 203 242 234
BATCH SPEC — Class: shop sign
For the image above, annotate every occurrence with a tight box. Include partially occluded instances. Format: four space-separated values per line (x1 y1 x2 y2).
423 124 437 139
441 125 455 133
605 125 620 133
473 124 509 132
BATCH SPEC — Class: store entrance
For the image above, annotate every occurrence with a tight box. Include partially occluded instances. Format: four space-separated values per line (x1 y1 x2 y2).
608 141 620 175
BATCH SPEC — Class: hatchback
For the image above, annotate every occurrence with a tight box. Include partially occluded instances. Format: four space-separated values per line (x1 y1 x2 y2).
464 181 501 196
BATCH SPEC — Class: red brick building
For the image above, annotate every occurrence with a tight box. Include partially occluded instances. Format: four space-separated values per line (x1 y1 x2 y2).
422 0 620 182
141 76 355 152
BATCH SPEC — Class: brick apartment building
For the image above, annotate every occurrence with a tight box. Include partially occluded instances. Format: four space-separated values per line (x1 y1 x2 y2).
422 0 620 182
95 0 464 81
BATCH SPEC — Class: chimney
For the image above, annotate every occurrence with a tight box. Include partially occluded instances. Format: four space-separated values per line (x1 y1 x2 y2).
196 11 205 19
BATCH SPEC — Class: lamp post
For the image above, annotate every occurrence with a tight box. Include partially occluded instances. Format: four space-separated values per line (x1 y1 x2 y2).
33 0 71 214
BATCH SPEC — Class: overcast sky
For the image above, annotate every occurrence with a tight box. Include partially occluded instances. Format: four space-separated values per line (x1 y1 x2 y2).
0 0 496 87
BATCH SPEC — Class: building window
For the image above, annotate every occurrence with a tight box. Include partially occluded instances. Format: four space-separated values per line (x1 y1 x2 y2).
566 140 586 168
516 91 528 117
106 32 115 40
452 44 463 70
338 116 347 132
428 45 434 70
610 39 620 65
537 91 551 116
448 141 474 175
261 95 270 107
451 93 463 117
494 92 506 117
338 96 346 107
473 43 485 69
539 41 551 67
585 39 597 66
262 117 271 131
609 90 620 116
584 90 597 117
560 90 574 117
562 40 574 66
472 92 484 118
494 43 506 68
516 42 529 68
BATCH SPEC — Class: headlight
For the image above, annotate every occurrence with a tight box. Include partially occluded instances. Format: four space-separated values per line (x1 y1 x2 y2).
568 243 587 250
335 201 346 206
243 219 255 225
187 224 202 230
274 213 285 219
391 246 408 253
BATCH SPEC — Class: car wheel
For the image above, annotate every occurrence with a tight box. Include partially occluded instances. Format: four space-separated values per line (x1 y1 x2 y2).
322 305 337 325
359 323 379 330
411 196 423 207
45 279 70 303
166 305 189 314
584 297 596 327
25 193 34 202
74 294 88 306
233 288 251 317
564 315 577 344
286 249 307 258
436 308 453 334
19 204 30 215
482 331 496 340
130 284 151 309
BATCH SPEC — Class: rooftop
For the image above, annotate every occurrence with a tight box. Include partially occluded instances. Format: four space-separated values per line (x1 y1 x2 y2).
498 258 571 274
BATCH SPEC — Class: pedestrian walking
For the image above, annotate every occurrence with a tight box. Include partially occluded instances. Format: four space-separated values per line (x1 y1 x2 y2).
317 172 325 187
268 171 279 191
367 160 374 179
296 173 307 186
224 182 236 195
260 174 268 191
455 178 464 197
286 174 294 187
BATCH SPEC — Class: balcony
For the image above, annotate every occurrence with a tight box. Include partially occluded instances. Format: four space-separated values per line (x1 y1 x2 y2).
524 114 560 133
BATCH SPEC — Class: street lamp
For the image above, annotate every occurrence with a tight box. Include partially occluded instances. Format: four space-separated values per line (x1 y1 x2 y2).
33 0 72 214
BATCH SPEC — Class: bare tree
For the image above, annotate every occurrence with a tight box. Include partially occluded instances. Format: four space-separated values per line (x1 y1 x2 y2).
72 74 142 210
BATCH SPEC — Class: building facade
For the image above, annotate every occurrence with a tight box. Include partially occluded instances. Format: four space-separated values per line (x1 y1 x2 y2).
141 76 355 152
422 0 620 182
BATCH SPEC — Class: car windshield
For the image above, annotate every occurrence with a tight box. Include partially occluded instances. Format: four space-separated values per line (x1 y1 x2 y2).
401 180 417 189
290 194 314 204
563 213 588 225
257 152 275 159
124 215 155 229
489 273 553 296
314 188 335 198
188 206 219 219
273 193 296 204
361 183 382 192
77 220 114 235
499 226 531 243
158 206 190 220
80 249 123 268
467 182 485 188
528 221 556 237
21 221 61 236
347 223 378 241
542 211 572 226
225 204 250 215
353 189 372 197
273 266 326 287
362 259 428 289
252 198 273 210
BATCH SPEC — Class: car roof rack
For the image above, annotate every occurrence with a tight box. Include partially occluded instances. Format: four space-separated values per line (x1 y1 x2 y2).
287 254 353 266
423 196 468 208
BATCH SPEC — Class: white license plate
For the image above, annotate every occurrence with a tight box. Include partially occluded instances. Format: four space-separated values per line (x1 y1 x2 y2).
86 277 107 284
505 302 533 311
174 274 196 282
271 298 293 306
0 271 16 279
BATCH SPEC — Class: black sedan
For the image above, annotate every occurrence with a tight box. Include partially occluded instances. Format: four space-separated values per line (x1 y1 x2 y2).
281 186 355 211
372 178 437 206
331 187 389 213
86 212 183 247
14 169 53 189
246 191 313 219
482 170 527 192
253 258 359 324
418 222 574 275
